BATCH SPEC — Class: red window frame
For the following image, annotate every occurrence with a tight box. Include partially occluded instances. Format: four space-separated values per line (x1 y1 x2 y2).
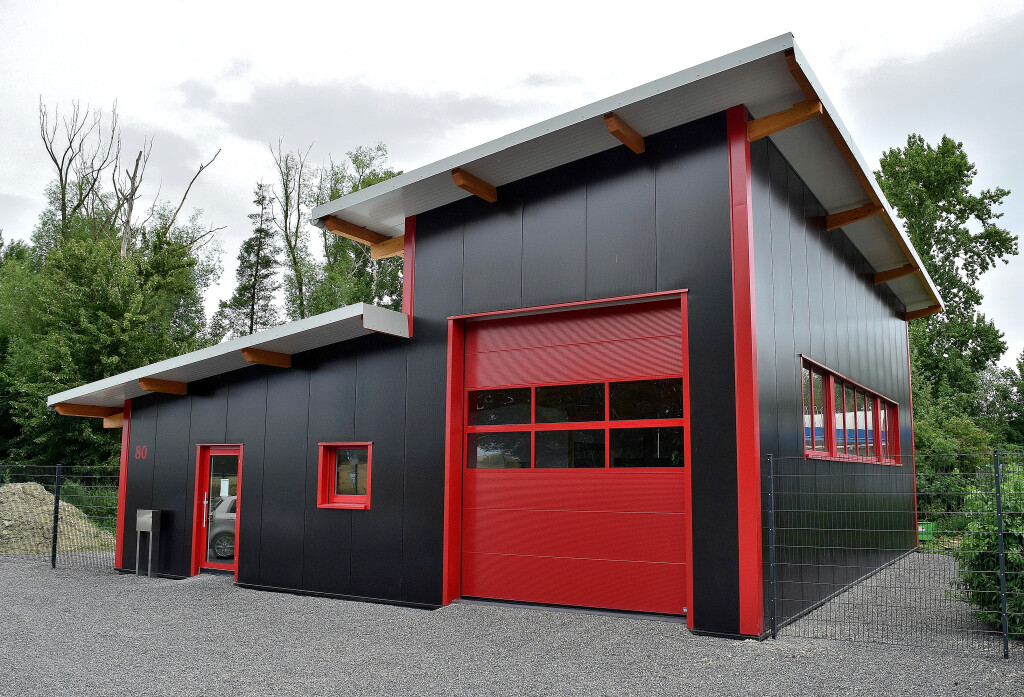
463 376 689 470
801 357 900 465
317 442 373 509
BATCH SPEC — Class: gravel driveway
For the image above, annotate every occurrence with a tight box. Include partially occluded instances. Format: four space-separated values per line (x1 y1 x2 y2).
1 556 1021 697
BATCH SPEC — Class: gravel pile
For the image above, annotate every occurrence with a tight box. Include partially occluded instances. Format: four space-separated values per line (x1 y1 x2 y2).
0 482 114 555
1 557 1021 697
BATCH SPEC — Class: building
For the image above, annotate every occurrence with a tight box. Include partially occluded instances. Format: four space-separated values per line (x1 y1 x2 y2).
46 34 942 638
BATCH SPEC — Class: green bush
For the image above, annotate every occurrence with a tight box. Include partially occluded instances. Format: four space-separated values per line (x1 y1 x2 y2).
58 479 119 534
956 462 1024 635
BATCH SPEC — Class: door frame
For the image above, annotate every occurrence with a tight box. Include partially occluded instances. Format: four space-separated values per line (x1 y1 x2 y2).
191 443 244 579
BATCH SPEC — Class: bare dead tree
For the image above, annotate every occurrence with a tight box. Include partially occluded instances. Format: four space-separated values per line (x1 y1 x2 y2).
164 148 222 236
111 143 151 258
38 99 119 237
270 140 314 319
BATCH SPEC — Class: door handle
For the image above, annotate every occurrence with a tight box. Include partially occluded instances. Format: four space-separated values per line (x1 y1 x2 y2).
203 492 209 528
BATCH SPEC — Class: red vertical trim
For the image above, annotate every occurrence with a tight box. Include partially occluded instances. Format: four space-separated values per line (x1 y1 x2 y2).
727 104 763 636
680 296 695 628
402 215 416 337
441 318 465 604
190 444 205 577
113 399 132 569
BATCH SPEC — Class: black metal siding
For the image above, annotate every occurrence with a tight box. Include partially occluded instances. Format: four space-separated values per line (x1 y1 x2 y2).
751 138 914 626
118 114 738 622
417 113 738 632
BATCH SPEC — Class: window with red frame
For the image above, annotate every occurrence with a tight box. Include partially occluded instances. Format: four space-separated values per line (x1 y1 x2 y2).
802 359 899 464
464 377 688 470
317 443 372 509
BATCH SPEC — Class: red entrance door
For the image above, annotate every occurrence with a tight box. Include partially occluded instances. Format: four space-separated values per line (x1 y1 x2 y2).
459 297 691 615
191 444 243 578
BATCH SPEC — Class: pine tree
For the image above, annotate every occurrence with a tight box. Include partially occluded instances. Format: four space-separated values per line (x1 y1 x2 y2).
212 184 281 338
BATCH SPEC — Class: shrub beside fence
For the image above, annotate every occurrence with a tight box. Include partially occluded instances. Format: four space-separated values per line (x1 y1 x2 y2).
766 451 1022 659
0 463 118 570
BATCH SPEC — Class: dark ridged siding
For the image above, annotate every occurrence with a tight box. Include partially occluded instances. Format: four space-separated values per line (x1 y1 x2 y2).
751 139 914 626
118 114 738 623
416 113 738 632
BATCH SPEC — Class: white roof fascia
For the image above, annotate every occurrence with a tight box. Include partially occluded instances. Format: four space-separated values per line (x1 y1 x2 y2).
310 33 797 230
46 303 410 408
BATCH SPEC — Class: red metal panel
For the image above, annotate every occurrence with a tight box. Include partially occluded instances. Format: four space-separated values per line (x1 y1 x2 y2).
466 298 681 355
727 104 763 636
441 319 465 605
463 508 686 563
466 335 684 389
463 470 686 513
460 297 690 616
401 216 416 336
114 399 132 569
462 553 687 614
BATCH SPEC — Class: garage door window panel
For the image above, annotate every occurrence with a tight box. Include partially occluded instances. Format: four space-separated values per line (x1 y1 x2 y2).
468 388 531 426
610 378 684 421
468 432 531 469
610 427 685 468
536 383 605 423
536 429 605 468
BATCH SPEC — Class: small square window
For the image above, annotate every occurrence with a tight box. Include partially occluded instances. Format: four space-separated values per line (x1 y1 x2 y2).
317 443 372 510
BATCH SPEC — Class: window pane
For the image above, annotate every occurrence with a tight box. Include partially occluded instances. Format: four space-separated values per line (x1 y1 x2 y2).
866 398 875 456
610 378 684 421
802 367 812 451
812 371 826 452
536 383 604 423
844 386 856 454
334 448 368 496
856 391 867 456
610 427 685 468
879 403 888 459
834 381 846 454
535 430 605 468
468 388 531 426
467 432 531 469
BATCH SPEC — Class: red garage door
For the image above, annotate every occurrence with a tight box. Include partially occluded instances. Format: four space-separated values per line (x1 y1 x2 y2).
461 297 691 615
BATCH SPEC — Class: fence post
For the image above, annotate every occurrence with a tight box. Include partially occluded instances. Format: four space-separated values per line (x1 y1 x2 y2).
50 463 63 570
992 449 1009 660
767 453 778 639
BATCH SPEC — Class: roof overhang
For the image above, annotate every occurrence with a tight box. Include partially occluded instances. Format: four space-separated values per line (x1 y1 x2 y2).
47 303 409 411
311 33 941 315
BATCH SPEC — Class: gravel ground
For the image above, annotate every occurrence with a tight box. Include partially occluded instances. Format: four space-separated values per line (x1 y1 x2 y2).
1 556 1021 697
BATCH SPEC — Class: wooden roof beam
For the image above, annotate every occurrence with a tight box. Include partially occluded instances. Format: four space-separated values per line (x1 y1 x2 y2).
451 168 497 202
322 215 389 246
242 347 291 368
826 202 883 231
747 100 823 142
603 112 645 154
873 263 917 285
138 377 187 395
370 235 405 260
54 403 122 418
900 305 942 322
103 413 124 429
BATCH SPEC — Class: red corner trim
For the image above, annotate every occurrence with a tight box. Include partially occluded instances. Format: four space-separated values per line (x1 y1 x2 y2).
402 216 416 336
727 104 763 636
441 318 466 604
113 399 132 569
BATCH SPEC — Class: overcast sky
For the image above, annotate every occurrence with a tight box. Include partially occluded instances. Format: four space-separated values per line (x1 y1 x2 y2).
1 1 1022 365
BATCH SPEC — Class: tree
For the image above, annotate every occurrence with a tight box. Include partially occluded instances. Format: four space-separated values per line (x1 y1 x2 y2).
270 141 315 320
876 135 1016 397
212 184 282 338
305 143 403 314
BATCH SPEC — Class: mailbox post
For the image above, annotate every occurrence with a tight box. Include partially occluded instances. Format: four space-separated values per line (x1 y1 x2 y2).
135 509 162 577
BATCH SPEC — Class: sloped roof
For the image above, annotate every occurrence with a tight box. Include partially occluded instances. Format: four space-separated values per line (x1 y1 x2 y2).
46 303 409 409
311 33 941 314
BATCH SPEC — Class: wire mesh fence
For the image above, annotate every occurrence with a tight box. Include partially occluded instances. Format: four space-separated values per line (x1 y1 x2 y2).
766 452 1023 659
0 463 118 570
